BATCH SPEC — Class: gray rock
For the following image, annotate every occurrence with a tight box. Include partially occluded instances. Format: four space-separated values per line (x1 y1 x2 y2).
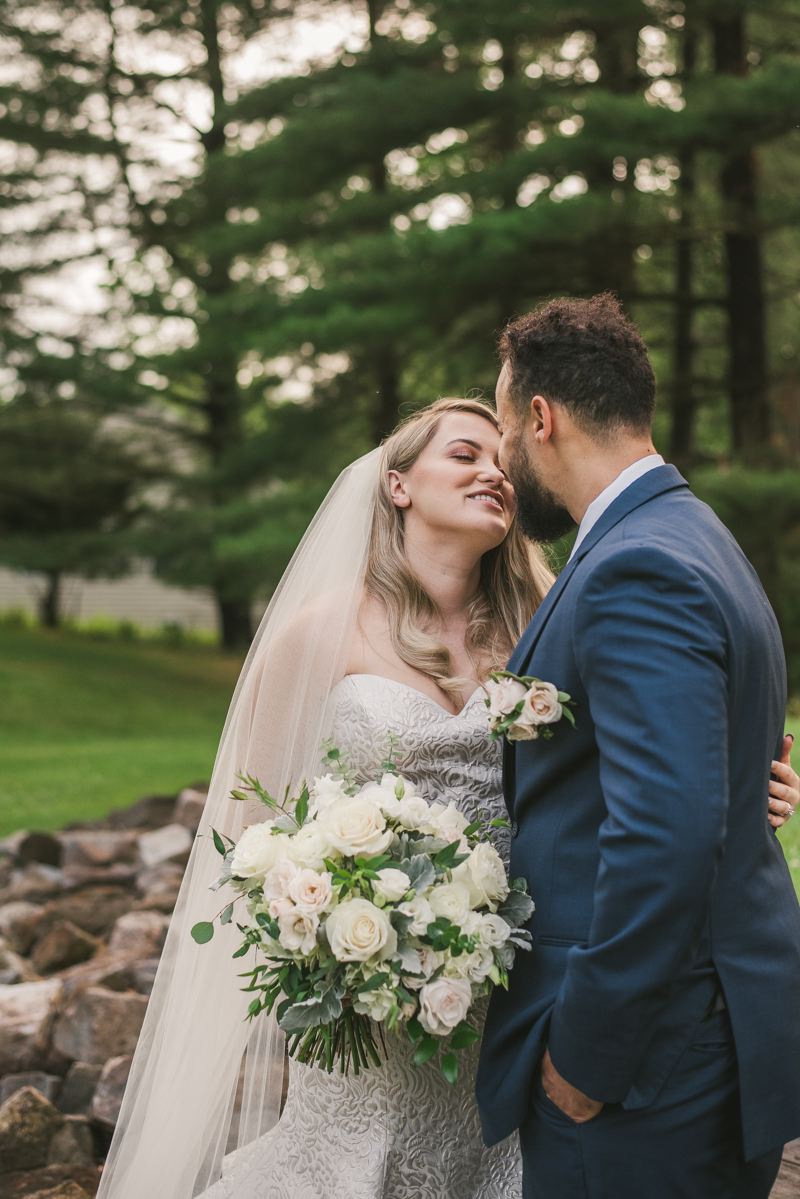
134 862 183 913
107 911 169 960
89 1055 132 1129
52 987 147 1065
0 980 62 1075
15 835 62 870
0 1164 100 1199
174 787 207 833
58 833 138 872
0 904 46 956
104 793 176 831
56 1064 102 1117
36 889 135 942
31 925 99 977
129 959 159 997
0 1086 64 1174
0 867 64 908
0 1074 62 1107
46 1116 94 1168
137 824 192 870
0 938 40 986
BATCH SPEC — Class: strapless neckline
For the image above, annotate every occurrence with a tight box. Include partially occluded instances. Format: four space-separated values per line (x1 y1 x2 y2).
341 673 485 718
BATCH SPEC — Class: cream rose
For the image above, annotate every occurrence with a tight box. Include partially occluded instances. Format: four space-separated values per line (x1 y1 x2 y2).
263 858 298 902
277 907 319 955
428 881 471 925
353 984 395 1022
475 913 512 949
358 772 419 820
519 681 562 727
485 677 527 718
308 773 348 816
396 795 433 830
375 868 412 903
288 868 333 915
268 896 294 920
230 822 288 880
444 947 493 983
418 977 471 1035
397 894 435 937
289 824 332 871
319 798 394 859
452 842 510 912
325 898 397 962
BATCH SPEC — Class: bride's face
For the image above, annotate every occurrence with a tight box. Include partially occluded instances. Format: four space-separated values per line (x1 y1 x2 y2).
388 413 514 551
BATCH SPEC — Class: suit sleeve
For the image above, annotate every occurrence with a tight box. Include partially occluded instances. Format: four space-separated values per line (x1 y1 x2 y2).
547 545 729 1102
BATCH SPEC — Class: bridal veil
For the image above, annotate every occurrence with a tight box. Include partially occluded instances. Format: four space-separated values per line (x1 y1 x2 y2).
97 449 381 1199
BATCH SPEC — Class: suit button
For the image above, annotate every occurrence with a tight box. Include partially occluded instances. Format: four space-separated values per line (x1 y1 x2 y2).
511 821 519 838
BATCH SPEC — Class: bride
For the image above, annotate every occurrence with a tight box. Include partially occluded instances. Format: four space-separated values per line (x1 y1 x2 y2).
98 398 798 1199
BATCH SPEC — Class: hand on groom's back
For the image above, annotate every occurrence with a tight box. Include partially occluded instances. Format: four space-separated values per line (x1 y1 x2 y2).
540 1048 604 1123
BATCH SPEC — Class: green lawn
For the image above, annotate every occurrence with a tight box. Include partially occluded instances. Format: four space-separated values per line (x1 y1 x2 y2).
0 625 242 836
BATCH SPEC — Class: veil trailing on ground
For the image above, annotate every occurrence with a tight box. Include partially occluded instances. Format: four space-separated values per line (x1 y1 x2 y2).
97 449 382 1199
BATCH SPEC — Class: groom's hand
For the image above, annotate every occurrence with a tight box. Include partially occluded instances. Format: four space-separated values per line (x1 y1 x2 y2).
541 1048 604 1123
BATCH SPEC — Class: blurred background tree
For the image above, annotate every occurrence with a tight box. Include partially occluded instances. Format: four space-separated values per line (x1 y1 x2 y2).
3 0 800 671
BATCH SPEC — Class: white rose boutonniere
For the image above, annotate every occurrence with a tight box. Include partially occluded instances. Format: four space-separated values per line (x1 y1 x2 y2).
485 671 576 743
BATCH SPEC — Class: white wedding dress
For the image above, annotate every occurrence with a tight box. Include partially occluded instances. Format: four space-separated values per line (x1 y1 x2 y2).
216 673 522 1199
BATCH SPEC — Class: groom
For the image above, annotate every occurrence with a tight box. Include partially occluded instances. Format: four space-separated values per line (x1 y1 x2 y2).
477 293 800 1198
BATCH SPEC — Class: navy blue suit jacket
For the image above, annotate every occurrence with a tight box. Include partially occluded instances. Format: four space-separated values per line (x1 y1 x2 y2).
476 465 800 1160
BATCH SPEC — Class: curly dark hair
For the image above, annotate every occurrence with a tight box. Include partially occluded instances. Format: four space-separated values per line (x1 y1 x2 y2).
498 293 656 436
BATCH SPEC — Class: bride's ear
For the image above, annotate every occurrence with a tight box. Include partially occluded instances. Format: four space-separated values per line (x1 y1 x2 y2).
388 469 411 509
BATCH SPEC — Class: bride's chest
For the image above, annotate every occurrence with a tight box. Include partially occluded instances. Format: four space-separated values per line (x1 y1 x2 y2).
329 675 505 836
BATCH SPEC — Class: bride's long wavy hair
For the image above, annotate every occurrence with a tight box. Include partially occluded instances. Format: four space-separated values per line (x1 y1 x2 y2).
365 397 554 698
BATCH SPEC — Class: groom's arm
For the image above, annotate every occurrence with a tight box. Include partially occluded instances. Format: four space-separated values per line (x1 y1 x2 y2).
547 544 730 1104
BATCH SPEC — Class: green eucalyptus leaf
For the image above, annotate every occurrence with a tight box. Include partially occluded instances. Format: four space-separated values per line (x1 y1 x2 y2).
191 921 214 944
220 903 234 925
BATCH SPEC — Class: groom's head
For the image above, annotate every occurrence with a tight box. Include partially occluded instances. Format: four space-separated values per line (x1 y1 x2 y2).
495 293 657 543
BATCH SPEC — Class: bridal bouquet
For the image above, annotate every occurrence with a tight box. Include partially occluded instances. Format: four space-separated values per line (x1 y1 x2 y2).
192 740 534 1083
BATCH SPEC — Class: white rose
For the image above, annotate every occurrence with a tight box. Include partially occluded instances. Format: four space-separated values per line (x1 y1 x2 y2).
288 868 333 915
309 773 348 816
396 795 433 831
445 947 493 983
289 824 333 871
358 772 417 819
418 977 472 1035
428 882 471 925
403 945 441 990
320 798 394 859
375 868 412 902
231 822 288 880
397 894 434 936
518 681 562 728
277 907 319 955
263 858 298 901
325 898 397 962
485 677 527 718
353 984 395 1022
475 913 512 949
268 896 294 920
429 801 470 836
452 842 509 912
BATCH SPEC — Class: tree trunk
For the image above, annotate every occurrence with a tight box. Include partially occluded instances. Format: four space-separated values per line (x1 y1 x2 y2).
39 571 60 628
373 345 400 443
585 20 641 301
217 594 253 651
670 27 698 464
711 10 770 453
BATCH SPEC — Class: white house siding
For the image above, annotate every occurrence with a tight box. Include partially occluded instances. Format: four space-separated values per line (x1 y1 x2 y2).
0 564 220 632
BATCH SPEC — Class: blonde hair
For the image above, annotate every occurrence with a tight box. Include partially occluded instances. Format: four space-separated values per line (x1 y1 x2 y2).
365 397 554 699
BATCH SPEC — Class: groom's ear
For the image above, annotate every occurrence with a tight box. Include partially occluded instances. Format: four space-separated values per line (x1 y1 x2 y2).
530 395 554 445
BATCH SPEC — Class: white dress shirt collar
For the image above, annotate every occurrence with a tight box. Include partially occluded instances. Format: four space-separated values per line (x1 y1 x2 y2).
568 454 665 561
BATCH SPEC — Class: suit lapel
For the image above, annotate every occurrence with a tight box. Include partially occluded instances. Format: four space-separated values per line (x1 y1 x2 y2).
510 464 689 676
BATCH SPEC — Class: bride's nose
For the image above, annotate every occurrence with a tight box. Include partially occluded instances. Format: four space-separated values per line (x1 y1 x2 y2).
477 461 505 486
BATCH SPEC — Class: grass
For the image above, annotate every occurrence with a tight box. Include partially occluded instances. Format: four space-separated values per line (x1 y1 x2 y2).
0 623 242 837
1 624 799 897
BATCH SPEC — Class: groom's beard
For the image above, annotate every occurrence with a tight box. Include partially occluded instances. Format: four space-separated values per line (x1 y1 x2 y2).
505 439 576 544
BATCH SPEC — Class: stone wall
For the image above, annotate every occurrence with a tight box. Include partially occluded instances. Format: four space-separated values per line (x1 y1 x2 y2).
0 786 206 1197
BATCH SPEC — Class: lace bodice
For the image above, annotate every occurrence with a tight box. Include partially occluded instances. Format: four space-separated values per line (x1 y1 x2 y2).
330 674 510 867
